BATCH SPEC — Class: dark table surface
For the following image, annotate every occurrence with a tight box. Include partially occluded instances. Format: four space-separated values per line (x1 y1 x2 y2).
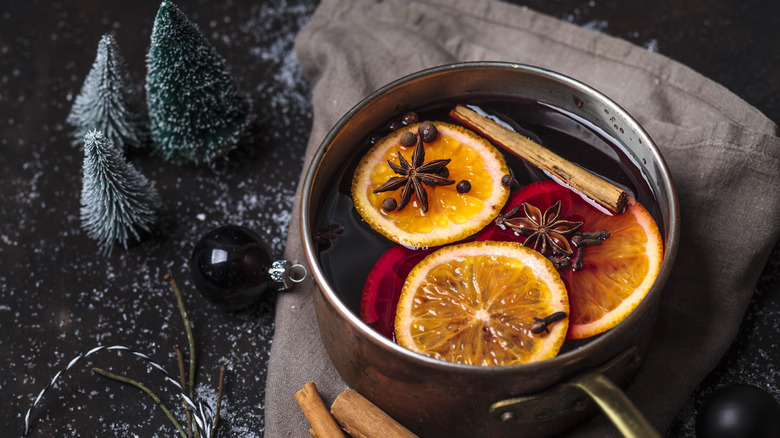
2 1 778 437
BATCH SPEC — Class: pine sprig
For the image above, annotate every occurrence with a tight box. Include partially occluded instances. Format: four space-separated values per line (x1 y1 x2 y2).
168 273 199 438
80 130 162 254
145 1 251 165
67 34 149 152
92 367 188 438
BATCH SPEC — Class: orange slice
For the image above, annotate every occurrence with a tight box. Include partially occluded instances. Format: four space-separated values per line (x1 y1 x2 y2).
394 241 569 366
476 181 664 339
352 122 510 248
561 199 663 339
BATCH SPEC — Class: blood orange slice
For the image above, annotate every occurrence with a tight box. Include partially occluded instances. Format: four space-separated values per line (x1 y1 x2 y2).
360 245 435 340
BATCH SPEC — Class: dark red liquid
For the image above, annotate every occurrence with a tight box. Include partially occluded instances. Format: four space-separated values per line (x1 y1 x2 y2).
314 98 661 325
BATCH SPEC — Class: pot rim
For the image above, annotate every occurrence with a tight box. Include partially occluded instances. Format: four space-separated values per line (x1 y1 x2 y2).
300 61 680 376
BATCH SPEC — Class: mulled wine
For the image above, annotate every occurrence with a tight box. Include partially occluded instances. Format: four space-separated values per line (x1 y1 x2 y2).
313 97 662 347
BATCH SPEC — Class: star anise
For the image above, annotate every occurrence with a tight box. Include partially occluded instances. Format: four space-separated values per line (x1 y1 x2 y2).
372 130 454 212
496 200 583 256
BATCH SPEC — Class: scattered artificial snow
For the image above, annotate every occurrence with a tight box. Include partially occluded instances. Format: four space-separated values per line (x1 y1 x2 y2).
644 38 660 53
4 1 315 436
581 19 608 32
8 2 775 437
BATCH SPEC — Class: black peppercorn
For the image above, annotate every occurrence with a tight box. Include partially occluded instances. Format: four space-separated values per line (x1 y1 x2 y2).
419 121 438 143
382 197 398 211
456 180 471 193
401 111 419 125
501 174 514 187
400 131 416 147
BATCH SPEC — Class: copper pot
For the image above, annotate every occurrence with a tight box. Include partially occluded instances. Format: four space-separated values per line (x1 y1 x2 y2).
300 62 679 437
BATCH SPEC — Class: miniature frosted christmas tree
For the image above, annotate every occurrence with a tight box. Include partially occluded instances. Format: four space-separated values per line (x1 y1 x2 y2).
80 130 162 254
67 34 149 153
146 1 251 165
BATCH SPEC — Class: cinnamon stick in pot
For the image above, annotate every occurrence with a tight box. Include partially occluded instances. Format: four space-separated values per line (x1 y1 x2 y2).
450 104 628 214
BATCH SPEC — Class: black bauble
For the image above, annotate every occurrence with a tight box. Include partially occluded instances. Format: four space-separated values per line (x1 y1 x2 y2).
190 225 273 310
695 383 780 438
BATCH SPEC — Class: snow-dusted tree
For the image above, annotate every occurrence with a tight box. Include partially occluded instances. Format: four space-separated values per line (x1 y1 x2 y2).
67 34 149 153
80 130 162 255
146 1 251 165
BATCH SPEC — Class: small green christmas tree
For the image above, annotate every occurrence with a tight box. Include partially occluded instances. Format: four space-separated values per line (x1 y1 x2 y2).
146 1 251 165
67 34 149 153
80 130 162 254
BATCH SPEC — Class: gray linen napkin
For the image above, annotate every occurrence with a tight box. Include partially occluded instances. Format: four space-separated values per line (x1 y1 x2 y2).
265 0 780 436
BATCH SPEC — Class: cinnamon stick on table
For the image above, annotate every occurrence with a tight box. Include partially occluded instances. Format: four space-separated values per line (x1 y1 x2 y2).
295 382 346 438
450 104 628 214
330 389 419 438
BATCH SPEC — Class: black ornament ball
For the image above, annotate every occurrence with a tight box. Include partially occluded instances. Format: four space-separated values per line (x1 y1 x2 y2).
695 383 780 438
190 225 273 310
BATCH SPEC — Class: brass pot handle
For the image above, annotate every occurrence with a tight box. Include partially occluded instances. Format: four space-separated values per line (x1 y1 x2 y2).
490 347 660 437
567 372 661 438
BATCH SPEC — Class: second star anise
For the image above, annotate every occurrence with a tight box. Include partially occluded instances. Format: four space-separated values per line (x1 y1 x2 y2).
495 200 583 256
372 130 454 212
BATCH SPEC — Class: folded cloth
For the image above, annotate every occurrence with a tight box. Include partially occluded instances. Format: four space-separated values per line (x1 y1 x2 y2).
265 0 780 436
